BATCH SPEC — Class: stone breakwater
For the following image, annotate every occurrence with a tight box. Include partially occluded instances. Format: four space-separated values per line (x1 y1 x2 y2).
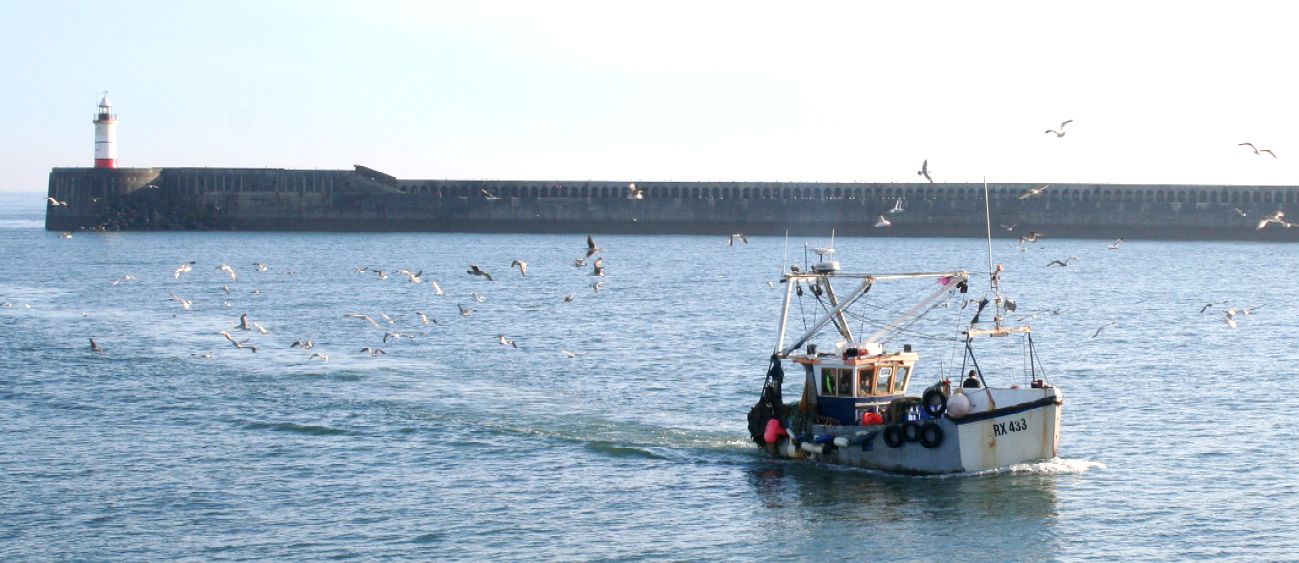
44 165 1299 240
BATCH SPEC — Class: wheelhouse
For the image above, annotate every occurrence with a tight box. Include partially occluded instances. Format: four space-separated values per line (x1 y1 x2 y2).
792 343 918 426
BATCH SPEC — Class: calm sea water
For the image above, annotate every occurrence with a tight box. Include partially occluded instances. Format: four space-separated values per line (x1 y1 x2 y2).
3 192 1298 561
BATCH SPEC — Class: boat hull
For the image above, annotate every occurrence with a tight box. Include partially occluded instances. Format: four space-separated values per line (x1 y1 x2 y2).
769 387 1063 475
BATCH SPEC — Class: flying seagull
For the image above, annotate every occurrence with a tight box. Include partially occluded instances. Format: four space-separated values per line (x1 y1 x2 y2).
874 215 892 228
1091 322 1118 338
430 281 445 296
217 264 238 282
458 303 474 317
562 293 575 303
889 198 905 214
585 235 603 258
46 197 68 206
592 257 606 277
1018 231 1044 244
917 160 932 183
308 353 329 361
1239 142 1277 158
1108 238 1124 250
1256 210 1292 230
173 261 196 279
291 339 315 349
253 262 268 272
481 188 501 200
628 183 644 199
360 347 387 356
728 233 748 246
1045 119 1073 137
344 312 380 327
511 259 528 276
416 311 434 325
1019 184 1050 199
1199 300 1228 314
467 265 494 281
1046 256 1080 267
89 338 104 353
497 335 519 348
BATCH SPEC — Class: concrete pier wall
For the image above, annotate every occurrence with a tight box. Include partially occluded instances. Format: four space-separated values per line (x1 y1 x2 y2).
45 166 1299 241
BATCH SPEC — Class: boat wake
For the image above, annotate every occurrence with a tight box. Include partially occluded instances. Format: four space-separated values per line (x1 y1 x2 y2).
960 457 1106 477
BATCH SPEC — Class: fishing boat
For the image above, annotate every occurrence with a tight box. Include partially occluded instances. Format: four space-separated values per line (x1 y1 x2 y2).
746 248 1064 475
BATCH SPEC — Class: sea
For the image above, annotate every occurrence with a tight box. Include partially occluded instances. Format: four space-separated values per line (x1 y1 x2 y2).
3 191 1298 561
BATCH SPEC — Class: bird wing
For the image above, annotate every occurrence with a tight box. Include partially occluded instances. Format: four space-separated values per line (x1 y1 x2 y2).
1261 149 1277 158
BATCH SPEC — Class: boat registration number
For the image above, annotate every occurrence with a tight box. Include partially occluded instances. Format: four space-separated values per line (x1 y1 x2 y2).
993 418 1028 437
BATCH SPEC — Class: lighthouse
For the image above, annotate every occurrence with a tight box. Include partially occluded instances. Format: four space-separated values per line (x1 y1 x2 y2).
93 92 118 169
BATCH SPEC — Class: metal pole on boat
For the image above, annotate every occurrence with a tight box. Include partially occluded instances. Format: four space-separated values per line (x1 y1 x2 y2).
774 271 798 356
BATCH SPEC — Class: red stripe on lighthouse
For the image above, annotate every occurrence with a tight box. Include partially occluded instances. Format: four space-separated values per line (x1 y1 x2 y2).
95 159 117 169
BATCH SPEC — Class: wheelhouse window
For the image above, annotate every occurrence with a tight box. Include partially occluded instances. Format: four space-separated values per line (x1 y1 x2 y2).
875 367 894 394
857 369 874 397
821 368 854 397
894 366 910 393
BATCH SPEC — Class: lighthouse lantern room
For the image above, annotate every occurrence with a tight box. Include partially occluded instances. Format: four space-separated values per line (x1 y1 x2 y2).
93 92 118 169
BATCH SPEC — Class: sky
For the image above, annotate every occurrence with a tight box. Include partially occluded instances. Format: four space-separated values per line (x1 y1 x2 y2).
3 0 1298 192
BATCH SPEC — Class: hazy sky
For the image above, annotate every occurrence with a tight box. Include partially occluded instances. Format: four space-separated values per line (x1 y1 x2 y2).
4 0 1297 192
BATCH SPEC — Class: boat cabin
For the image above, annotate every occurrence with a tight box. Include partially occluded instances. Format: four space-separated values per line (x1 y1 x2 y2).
792 342 917 426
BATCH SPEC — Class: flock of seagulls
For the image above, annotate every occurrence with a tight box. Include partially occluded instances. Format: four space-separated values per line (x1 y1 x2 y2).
72 234 625 362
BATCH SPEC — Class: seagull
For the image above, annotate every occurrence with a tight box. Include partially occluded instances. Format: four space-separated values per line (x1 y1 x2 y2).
89 338 104 353
46 197 68 206
166 292 193 311
1000 223 1017 232
585 235 603 258
221 285 231 295
430 281 445 296
874 215 892 228
917 159 933 183
111 275 137 286
219 330 258 352
252 322 269 335
1199 301 1228 314
379 313 396 324
511 260 528 276
1224 309 1239 328
628 183 644 199
360 347 387 356
1046 256 1079 267
573 258 588 268
399 269 423 283
344 312 380 327
383 331 413 343
173 261 196 279
467 265 494 281
1256 210 1292 230
591 280 605 293
561 349 579 358
497 335 518 348
291 339 315 349
728 233 748 246
60 231 73 239
253 262 268 272
1091 322 1118 338
235 313 253 330
889 198 905 214
1108 238 1124 250
481 188 501 200
458 303 474 317
416 311 434 325
1233 208 1248 217
592 257 605 277
1045 119 1073 137
470 292 487 303
1239 142 1277 158
217 264 238 282
1019 185 1050 200
1019 231 1044 244
375 270 388 280
308 353 329 361
563 293 575 303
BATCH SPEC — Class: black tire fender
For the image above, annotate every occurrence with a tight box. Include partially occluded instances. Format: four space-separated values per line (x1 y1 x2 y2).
901 421 922 443
883 424 905 448
920 422 944 449
922 388 948 418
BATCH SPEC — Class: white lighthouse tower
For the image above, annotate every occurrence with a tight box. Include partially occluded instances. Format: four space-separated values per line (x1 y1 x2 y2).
93 92 118 169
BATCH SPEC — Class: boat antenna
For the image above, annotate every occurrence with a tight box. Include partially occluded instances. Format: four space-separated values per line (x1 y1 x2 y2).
782 228 790 276
983 177 1005 332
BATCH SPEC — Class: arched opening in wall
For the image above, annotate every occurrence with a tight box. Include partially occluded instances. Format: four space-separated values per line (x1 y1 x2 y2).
1156 191 1166 203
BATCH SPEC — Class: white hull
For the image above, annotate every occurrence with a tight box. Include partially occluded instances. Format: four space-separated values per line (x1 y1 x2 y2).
772 387 1063 475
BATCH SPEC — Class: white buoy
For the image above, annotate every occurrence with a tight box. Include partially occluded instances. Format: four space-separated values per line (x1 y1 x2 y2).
947 392 972 418
833 437 850 448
